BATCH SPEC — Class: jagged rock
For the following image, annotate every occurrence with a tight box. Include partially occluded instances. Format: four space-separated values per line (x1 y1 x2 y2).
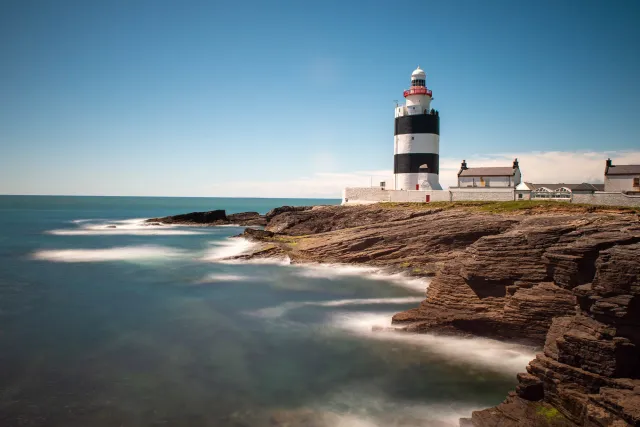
264 205 313 222
227 211 267 226
147 210 228 225
242 228 274 240
146 210 267 226
240 203 640 426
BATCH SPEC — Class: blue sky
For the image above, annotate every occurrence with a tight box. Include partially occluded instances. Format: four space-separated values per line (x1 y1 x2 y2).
1 0 639 196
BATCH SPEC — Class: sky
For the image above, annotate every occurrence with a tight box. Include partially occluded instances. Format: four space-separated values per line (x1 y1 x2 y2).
1 0 639 197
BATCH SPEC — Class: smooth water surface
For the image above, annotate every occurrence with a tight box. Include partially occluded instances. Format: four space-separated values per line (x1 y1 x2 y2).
0 196 534 427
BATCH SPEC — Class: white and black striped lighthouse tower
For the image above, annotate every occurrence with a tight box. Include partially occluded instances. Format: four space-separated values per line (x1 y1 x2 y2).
394 66 442 190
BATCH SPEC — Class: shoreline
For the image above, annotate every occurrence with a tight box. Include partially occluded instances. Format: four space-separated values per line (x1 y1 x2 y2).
151 202 640 426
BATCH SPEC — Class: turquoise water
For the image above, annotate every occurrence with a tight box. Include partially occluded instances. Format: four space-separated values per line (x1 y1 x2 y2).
0 196 532 427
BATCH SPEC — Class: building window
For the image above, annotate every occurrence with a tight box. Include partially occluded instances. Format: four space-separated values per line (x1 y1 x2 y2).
411 136 414 140
634 177 640 188
518 193 523 199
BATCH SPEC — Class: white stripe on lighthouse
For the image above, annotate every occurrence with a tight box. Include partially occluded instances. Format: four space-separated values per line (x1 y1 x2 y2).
394 134 439 155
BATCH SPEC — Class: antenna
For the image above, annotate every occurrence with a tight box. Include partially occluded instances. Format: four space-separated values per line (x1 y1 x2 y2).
393 99 398 107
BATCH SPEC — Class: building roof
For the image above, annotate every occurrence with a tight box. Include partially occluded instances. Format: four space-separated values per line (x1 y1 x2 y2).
605 164 640 175
459 167 517 177
520 182 603 192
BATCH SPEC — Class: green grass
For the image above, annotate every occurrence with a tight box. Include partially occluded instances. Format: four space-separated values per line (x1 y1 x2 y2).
536 405 562 420
378 200 640 214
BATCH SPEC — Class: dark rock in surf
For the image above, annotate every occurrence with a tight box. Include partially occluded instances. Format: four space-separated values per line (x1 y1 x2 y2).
146 210 267 226
242 228 274 240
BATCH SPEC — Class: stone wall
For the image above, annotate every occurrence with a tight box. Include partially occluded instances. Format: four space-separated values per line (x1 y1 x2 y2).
343 188 451 204
450 188 515 202
572 192 640 207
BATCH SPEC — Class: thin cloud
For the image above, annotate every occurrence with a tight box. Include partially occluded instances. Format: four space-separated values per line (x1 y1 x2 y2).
211 150 640 198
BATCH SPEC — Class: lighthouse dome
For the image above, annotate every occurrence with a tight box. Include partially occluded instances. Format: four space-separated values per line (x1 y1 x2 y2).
411 66 426 80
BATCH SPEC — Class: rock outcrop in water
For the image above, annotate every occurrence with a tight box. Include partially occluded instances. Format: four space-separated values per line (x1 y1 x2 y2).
234 202 640 426
146 210 267 226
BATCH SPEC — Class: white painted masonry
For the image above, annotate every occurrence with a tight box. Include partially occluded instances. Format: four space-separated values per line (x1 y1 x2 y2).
342 187 640 207
394 134 439 155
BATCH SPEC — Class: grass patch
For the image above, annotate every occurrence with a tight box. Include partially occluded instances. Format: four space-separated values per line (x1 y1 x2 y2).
536 405 561 420
377 200 640 215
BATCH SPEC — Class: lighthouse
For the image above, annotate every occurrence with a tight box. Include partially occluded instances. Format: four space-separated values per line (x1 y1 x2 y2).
394 66 442 190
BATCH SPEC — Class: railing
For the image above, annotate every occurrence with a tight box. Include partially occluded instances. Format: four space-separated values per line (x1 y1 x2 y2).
404 87 433 97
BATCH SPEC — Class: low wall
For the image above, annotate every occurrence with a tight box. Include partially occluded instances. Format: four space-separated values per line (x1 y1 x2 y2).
343 188 640 207
343 188 450 204
449 188 515 202
572 192 640 207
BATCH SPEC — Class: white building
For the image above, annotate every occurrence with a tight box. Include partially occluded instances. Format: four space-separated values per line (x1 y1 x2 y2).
455 159 521 188
604 159 640 193
393 67 442 191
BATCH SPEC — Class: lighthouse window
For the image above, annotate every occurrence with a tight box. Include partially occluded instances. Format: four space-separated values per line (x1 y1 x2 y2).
412 79 425 87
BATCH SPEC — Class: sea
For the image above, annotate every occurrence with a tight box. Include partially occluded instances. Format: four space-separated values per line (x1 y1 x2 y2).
0 196 535 427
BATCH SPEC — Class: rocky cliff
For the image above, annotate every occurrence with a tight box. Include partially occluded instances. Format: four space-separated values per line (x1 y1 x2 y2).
237 202 640 426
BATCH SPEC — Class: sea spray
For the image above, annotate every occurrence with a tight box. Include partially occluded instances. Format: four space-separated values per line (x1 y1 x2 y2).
291 263 430 293
330 311 536 374
49 218 208 236
30 245 189 263
249 296 424 319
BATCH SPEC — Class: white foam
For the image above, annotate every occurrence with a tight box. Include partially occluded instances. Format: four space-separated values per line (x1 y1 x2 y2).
30 245 188 263
49 218 207 236
307 389 490 427
201 238 258 261
196 273 252 283
330 311 535 374
291 264 430 294
250 297 424 319
223 255 291 266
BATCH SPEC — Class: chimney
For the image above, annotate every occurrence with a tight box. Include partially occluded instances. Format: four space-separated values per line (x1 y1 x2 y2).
513 158 519 169
461 160 468 170
606 158 612 167
605 158 612 175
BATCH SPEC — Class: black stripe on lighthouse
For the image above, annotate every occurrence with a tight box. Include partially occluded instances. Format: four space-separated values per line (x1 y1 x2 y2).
394 153 440 174
394 114 440 135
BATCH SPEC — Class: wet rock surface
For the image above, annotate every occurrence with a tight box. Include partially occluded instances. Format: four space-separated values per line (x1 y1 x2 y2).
239 203 640 426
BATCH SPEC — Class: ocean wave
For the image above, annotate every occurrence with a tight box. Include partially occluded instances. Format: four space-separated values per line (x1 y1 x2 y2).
329 311 535 374
49 218 207 236
201 238 258 261
195 273 253 283
309 396 486 427
30 245 188 263
249 296 424 319
201 238 292 265
291 263 430 294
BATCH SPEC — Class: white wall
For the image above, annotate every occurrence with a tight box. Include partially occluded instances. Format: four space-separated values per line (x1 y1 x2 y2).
396 173 442 191
450 187 515 201
514 169 522 186
394 134 439 155
343 188 450 204
604 175 640 192
405 94 431 111
343 188 640 207
457 176 513 188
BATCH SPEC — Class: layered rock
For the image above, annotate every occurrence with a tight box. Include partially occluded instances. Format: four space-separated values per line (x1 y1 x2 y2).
465 233 640 426
238 202 640 426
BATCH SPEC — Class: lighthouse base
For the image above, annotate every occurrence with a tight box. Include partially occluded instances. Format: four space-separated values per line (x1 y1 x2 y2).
394 173 442 191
